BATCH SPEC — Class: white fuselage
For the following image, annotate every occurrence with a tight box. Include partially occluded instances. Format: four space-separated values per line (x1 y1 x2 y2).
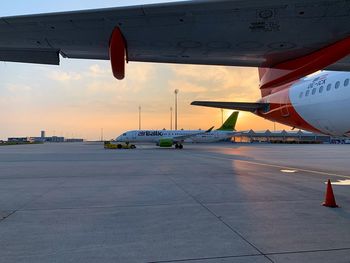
259 71 350 136
187 130 235 143
289 71 350 136
116 130 235 144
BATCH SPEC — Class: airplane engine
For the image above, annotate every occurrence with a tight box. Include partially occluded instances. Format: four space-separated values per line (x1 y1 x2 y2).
158 139 173 148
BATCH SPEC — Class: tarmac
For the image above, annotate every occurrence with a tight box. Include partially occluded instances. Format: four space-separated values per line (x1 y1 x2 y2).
0 142 350 263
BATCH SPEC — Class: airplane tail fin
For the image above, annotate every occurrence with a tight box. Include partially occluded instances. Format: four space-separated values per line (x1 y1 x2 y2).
206 126 215 133
217 111 239 131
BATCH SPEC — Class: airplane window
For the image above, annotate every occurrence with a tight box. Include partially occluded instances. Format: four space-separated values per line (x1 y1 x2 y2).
312 88 316 95
335 81 340 89
344 79 349 87
319 86 324 93
305 90 310 96
326 84 332 91
299 92 303 98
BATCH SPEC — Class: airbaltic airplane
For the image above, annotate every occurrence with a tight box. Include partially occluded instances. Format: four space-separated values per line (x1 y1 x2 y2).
116 112 239 149
1 0 350 136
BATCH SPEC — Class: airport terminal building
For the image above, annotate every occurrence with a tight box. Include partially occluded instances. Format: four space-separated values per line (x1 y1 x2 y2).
233 130 336 144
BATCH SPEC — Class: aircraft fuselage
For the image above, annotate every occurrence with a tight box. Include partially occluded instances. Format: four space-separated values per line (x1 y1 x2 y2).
258 71 350 136
117 130 235 144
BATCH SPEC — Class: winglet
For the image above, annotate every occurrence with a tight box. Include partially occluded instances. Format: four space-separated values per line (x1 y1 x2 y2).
206 126 215 133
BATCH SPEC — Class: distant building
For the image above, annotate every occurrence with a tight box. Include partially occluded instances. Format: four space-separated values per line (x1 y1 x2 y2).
8 137 35 143
65 138 84 143
8 131 84 144
46 136 65 143
233 130 332 144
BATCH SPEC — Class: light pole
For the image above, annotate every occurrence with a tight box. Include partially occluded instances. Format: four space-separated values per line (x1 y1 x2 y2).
221 109 224 125
170 107 173 130
139 105 141 130
174 89 179 130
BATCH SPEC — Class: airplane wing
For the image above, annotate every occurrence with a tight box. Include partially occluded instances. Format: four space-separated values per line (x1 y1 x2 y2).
172 126 214 142
191 101 269 112
1 0 350 79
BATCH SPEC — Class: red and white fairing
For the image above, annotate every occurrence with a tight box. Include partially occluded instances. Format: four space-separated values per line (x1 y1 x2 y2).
258 71 350 136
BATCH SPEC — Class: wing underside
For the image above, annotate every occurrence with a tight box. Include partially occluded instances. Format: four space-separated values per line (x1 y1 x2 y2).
1 0 350 71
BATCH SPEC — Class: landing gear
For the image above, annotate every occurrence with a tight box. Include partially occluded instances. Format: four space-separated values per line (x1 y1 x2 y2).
175 143 183 149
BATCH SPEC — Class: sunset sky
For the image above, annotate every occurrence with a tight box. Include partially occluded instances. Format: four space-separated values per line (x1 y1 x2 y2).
0 0 290 140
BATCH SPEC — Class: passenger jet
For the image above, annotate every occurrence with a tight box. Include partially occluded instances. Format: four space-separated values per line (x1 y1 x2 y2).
116 111 239 149
1 0 350 136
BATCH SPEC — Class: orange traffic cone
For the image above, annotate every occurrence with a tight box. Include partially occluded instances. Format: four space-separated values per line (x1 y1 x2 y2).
322 179 339 208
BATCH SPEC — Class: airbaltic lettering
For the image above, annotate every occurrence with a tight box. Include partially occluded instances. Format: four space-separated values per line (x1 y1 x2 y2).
138 131 163 137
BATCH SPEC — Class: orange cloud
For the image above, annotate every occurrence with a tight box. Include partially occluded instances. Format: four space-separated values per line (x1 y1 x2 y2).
0 61 291 140
50 71 82 82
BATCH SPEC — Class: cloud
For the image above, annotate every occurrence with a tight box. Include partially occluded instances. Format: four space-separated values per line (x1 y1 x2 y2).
170 65 230 84
88 64 110 77
86 63 156 95
168 80 207 93
168 64 260 102
6 84 32 93
50 71 82 82
0 60 291 140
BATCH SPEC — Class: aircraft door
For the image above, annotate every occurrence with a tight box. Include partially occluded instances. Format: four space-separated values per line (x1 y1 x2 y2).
214 131 219 139
280 92 290 117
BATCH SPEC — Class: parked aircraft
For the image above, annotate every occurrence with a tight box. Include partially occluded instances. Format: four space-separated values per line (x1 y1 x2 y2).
116 112 239 149
1 0 350 135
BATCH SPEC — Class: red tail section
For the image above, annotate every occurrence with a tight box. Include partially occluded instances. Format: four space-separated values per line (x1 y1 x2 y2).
258 68 268 81
258 36 350 98
258 68 270 97
258 67 294 97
